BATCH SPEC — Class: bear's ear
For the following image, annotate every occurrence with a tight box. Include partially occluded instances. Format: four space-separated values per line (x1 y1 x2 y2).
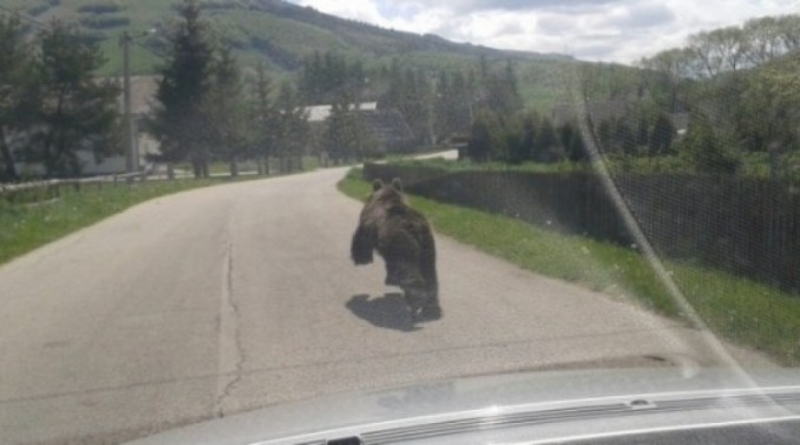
372 179 384 191
391 178 403 192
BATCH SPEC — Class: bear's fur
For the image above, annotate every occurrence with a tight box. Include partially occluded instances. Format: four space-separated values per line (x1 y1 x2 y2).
351 178 441 320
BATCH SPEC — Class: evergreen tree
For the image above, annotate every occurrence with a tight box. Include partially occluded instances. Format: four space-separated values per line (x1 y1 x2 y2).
149 0 215 178
274 81 309 172
0 14 31 181
519 112 539 162
636 115 650 149
32 21 121 177
250 61 278 175
206 47 245 177
649 113 676 156
535 117 561 163
681 111 739 173
615 120 637 156
466 110 502 163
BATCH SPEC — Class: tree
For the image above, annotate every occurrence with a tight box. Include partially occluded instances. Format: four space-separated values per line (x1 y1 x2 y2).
635 115 650 149
325 91 371 164
738 53 800 177
639 48 693 113
519 112 538 162
649 113 676 156
206 47 246 177
681 111 739 174
30 21 120 177
534 117 562 163
249 61 278 175
274 81 309 172
743 16 785 66
559 121 587 163
325 98 347 164
614 120 637 156
466 110 502 163
483 60 524 117
380 63 436 145
298 51 367 105
566 126 588 163
149 0 215 179
596 119 613 155
503 116 523 164
0 14 31 181
433 69 473 141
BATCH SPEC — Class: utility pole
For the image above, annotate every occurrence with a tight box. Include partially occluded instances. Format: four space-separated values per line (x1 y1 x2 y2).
120 32 136 174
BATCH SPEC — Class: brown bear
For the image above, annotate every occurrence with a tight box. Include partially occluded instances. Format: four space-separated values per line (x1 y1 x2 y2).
351 178 441 320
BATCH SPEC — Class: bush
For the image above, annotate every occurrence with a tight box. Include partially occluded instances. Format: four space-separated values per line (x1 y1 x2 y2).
680 112 740 174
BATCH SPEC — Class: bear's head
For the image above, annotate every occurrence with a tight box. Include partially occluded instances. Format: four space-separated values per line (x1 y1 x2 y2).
367 178 406 207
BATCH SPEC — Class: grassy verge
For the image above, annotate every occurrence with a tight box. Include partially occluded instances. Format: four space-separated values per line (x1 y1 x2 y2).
0 155 331 266
0 176 264 266
338 168 800 366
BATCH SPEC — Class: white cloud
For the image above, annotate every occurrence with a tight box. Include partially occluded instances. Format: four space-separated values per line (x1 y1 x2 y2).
290 0 800 63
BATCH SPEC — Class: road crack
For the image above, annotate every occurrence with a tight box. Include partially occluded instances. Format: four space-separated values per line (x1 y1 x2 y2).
214 231 245 418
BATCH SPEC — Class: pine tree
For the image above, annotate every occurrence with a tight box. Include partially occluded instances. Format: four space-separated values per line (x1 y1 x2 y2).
206 47 245 177
250 61 278 175
649 113 676 156
466 110 502 163
274 81 309 172
535 117 561 163
33 21 120 177
0 14 30 181
149 0 215 178
681 111 739 173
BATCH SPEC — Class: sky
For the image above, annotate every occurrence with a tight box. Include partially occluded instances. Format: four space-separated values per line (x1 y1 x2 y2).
287 0 799 64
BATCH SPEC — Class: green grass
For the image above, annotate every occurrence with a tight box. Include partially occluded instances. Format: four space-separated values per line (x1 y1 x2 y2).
0 154 329 266
338 169 800 366
0 0 586 89
0 177 263 266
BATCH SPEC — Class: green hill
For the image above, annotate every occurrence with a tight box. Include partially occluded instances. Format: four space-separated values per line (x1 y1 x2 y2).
0 0 571 77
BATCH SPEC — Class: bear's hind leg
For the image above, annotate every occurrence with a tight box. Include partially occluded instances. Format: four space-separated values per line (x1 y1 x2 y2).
384 260 402 286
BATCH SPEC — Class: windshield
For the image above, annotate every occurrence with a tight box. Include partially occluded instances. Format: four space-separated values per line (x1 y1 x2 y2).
0 1 798 444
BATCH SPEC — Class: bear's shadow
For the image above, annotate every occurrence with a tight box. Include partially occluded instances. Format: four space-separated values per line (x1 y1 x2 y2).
347 293 422 332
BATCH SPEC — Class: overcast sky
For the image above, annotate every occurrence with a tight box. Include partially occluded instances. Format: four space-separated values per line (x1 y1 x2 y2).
287 0 799 63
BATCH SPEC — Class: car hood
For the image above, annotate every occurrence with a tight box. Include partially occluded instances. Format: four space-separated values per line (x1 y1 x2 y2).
125 365 800 445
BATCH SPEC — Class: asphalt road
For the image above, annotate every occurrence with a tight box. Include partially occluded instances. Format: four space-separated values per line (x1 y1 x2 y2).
0 159 774 445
